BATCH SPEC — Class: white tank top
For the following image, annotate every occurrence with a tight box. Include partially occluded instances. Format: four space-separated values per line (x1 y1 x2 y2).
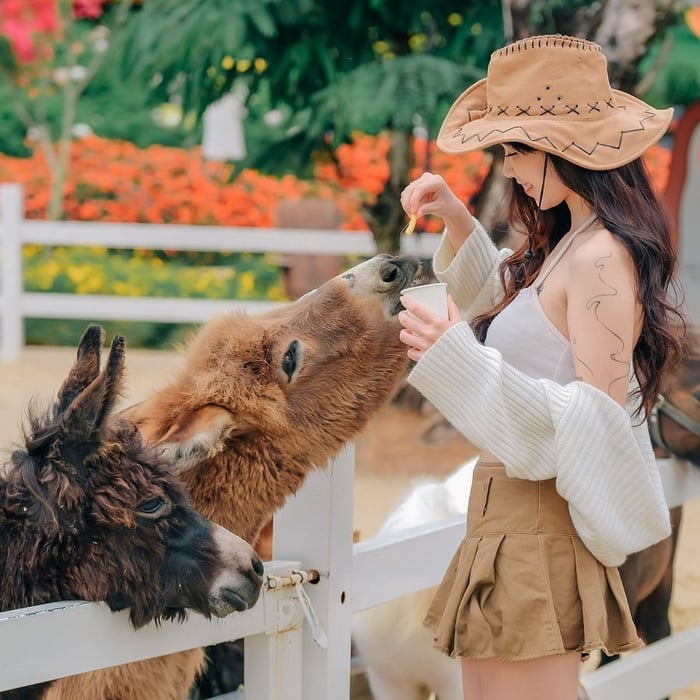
485 286 576 383
485 214 597 385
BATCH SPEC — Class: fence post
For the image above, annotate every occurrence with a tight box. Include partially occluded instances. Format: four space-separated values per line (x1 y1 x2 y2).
273 443 356 700
244 561 305 700
0 184 24 361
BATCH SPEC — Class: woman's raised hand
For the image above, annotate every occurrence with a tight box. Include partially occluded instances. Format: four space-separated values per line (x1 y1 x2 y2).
400 172 475 248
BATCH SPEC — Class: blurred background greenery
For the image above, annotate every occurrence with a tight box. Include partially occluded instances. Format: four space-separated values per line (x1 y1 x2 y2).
0 0 698 348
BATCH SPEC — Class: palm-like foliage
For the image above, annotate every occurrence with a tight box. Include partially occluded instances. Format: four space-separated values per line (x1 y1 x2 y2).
118 1 503 250
121 0 500 112
121 0 290 111
252 54 483 174
297 54 482 144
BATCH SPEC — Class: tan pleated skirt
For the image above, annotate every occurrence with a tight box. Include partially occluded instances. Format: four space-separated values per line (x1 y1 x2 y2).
424 462 643 661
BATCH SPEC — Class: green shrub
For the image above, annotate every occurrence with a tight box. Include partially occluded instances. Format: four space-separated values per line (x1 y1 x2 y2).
23 245 287 348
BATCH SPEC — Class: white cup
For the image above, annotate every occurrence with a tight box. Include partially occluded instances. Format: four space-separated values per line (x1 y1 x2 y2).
401 282 449 319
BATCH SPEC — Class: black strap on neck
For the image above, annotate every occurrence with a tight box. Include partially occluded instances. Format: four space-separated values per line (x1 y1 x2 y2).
524 154 549 261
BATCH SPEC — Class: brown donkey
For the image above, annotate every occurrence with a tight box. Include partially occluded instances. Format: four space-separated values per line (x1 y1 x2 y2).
0 326 263 700
102 253 419 699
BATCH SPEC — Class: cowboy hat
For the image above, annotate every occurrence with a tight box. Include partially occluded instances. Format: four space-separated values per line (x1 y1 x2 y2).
437 34 673 170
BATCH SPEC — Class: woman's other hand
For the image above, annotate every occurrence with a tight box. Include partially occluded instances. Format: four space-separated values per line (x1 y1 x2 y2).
399 294 461 362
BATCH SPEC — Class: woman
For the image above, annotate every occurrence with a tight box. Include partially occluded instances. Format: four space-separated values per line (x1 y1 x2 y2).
398 34 685 699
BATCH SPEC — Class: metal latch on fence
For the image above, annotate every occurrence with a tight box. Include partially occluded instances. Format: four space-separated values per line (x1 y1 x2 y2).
264 568 328 648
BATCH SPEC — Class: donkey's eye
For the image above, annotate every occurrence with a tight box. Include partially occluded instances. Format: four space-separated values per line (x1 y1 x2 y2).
136 497 172 520
281 340 299 382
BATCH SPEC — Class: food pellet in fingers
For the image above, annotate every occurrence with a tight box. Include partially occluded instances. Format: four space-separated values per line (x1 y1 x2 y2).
405 213 418 236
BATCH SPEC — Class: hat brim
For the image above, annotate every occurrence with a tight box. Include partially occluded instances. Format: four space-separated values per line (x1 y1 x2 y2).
437 79 673 170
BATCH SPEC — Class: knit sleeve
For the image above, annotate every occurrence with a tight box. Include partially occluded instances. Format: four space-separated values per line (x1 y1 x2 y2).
432 220 511 321
408 322 671 566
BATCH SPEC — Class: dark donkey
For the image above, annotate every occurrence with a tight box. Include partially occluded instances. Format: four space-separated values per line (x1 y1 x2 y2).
0 326 263 700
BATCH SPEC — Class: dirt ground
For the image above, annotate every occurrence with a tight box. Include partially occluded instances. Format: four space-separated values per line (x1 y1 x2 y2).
2 346 700 699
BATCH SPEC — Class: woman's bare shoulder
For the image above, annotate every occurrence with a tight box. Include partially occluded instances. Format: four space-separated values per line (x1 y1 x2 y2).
570 225 635 278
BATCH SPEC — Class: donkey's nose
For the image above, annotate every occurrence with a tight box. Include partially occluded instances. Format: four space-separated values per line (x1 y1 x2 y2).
380 255 422 287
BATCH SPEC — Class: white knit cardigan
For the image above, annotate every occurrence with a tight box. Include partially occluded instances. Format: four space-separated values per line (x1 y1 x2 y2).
408 221 671 566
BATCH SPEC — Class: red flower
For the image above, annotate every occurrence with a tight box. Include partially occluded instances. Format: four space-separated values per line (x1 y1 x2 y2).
72 0 107 20
0 0 106 64
0 0 57 63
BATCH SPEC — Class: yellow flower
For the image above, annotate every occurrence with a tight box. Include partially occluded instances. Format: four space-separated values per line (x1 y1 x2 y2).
238 270 256 296
113 281 135 296
67 265 92 286
27 259 60 290
75 276 104 294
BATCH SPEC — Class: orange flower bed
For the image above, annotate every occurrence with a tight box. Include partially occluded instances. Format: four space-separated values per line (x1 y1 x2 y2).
314 133 493 232
0 136 367 227
0 133 669 230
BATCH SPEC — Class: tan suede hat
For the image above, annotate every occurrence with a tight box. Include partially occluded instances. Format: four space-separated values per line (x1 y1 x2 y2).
437 34 673 170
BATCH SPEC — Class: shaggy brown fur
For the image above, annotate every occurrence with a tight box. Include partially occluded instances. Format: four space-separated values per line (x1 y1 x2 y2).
124 254 421 543
21 255 419 699
0 326 263 699
59 254 418 700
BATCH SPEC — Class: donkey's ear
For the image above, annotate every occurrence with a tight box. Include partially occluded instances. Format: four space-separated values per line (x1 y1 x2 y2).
121 402 239 474
54 325 104 417
57 334 126 466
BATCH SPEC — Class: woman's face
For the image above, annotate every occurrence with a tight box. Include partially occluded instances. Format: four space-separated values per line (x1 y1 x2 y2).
502 146 571 210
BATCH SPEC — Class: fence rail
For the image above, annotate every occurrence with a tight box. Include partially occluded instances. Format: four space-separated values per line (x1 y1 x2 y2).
0 183 439 361
1 454 700 699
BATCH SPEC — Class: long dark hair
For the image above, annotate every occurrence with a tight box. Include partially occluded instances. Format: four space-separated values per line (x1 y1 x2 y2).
472 143 686 416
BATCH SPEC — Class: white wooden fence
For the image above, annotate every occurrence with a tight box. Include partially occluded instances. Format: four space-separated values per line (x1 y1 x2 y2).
0 183 439 361
2 182 700 699
2 451 700 700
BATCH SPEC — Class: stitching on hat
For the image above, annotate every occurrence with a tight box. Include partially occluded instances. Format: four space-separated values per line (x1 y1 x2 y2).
497 35 602 56
450 108 657 158
452 125 559 150
489 101 618 117
465 108 484 123
559 109 657 156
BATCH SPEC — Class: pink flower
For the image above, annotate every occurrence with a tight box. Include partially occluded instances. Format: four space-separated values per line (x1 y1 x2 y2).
0 0 57 63
72 0 107 20
0 0 105 65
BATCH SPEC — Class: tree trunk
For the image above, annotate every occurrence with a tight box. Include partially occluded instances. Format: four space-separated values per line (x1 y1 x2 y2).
361 129 413 254
508 0 674 93
593 0 676 91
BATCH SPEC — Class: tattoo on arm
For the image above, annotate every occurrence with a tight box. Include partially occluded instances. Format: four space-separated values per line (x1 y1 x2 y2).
571 251 629 396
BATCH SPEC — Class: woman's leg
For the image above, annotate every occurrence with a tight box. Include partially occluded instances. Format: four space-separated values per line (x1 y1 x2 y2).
461 653 580 700
461 657 483 699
